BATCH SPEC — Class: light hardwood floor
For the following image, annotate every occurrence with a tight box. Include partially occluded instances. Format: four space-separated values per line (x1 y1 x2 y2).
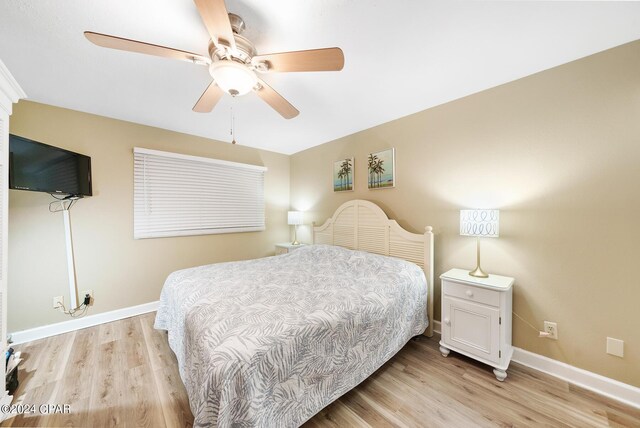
2 313 638 427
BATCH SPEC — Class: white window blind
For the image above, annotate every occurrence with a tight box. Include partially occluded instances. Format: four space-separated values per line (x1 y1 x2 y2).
134 147 267 239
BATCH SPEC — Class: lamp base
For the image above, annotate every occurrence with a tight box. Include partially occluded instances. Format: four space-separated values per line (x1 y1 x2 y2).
291 224 300 245
469 265 489 278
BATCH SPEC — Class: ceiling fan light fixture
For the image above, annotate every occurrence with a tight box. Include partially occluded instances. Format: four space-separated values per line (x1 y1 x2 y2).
85 6 344 118
209 60 257 96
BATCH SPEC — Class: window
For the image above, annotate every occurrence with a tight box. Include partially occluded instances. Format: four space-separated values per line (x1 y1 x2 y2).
133 147 267 239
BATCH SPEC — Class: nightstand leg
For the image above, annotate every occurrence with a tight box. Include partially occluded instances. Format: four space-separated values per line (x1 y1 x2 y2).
493 368 507 382
439 346 450 357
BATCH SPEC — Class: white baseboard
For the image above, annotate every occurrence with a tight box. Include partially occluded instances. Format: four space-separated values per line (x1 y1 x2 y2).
512 347 640 409
9 301 159 345
431 319 639 409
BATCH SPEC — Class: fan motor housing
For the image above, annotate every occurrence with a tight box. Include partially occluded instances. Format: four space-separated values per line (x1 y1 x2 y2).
228 13 245 34
208 14 256 64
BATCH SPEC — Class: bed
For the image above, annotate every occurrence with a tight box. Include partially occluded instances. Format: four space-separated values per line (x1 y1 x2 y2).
155 200 434 427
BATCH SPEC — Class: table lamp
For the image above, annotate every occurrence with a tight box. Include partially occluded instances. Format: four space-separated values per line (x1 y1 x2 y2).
460 209 499 278
288 211 303 245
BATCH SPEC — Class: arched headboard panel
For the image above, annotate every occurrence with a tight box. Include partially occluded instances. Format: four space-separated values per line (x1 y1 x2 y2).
313 200 435 337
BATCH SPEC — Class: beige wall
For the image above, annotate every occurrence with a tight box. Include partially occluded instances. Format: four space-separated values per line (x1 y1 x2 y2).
9 101 290 332
291 41 640 386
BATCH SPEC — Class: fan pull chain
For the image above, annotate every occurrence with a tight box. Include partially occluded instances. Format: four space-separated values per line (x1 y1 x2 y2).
230 105 237 145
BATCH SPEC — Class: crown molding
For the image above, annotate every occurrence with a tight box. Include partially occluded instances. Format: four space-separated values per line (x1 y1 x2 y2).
0 59 26 115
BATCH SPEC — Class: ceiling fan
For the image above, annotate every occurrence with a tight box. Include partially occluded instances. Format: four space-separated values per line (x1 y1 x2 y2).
84 0 345 119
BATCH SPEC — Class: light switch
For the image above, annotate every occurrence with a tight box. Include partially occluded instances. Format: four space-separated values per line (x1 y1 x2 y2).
606 337 624 358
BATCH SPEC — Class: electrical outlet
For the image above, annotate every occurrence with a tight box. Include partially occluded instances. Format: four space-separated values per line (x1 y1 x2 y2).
544 321 558 340
82 289 94 306
53 295 64 310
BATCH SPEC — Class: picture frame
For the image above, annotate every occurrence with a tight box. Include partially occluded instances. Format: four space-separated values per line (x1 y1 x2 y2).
333 157 354 192
367 148 395 189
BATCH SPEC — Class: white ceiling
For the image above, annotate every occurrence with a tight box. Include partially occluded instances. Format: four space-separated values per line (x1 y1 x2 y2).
1 1 639 155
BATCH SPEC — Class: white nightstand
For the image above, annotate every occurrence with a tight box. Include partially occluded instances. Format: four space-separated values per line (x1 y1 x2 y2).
275 243 307 255
439 268 514 381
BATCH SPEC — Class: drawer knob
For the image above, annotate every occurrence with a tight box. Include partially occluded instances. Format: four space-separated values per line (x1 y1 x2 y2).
466 290 474 298
444 318 451 326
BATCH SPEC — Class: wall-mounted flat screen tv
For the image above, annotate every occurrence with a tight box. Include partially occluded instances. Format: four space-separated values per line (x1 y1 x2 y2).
9 134 92 197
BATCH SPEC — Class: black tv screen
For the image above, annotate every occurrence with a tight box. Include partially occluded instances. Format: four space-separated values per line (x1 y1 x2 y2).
9 134 92 197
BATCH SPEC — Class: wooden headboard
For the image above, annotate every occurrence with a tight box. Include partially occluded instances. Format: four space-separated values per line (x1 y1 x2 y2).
312 200 434 337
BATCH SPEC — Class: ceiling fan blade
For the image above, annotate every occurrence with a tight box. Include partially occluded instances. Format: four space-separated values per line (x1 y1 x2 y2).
193 0 236 51
193 81 225 113
84 31 210 65
252 48 344 73
254 79 299 119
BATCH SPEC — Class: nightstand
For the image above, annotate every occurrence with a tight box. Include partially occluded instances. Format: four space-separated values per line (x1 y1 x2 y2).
439 268 514 381
275 243 307 255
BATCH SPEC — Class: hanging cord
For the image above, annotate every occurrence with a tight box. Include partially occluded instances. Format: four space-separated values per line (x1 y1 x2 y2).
49 194 81 212
513 312 539 331
54 299 90 317
230 104 237 144
513 311 551 337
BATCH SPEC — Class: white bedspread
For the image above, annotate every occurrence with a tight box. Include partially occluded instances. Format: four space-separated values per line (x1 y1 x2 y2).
155 244 428 427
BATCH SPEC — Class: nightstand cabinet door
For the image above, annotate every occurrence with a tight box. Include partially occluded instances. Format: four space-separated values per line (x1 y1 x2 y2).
442 296 500 363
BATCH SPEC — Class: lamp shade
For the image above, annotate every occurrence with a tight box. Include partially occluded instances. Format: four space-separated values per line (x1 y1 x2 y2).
460 209 499 237
288 211 304 226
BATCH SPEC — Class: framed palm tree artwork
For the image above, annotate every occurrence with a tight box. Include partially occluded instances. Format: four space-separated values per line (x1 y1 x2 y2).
367 148 395 189
333 157 354 192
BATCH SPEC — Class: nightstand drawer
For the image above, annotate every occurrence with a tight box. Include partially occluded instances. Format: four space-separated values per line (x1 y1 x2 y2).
443 280 500 307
